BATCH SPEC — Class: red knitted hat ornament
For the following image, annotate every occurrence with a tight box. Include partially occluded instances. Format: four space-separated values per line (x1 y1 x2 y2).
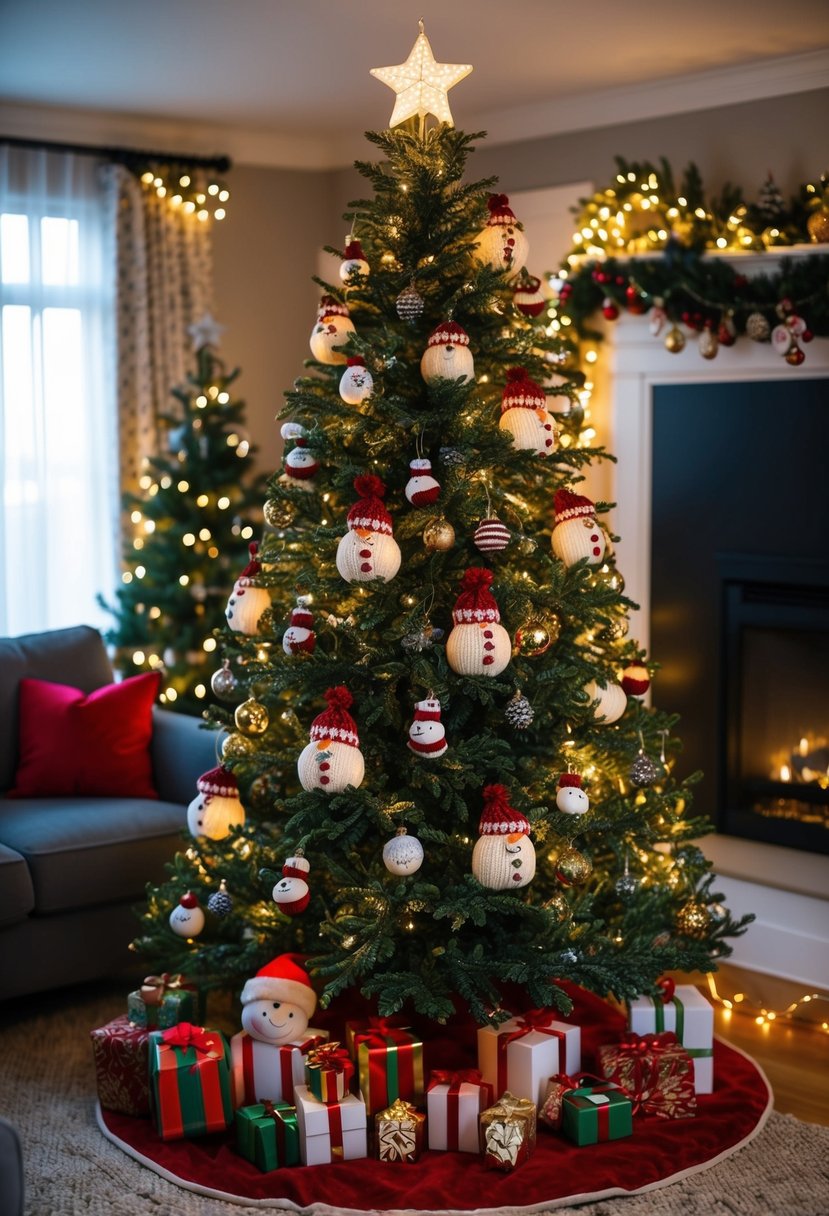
288 598 313 630
426 320 470 349
558 772 582 790
197 765 239 799
479 783 530 836
501 366 547 413
486 193 518 226
317 294 350 319
346 355 365 368
236 542 261 585
452 567 501 624
347 475 394 536
282 855 310 880
343 239 365 261
309 686 360 748
554 488 597 523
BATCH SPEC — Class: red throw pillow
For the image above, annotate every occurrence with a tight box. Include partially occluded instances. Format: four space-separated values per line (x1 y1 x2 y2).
8 672 161 799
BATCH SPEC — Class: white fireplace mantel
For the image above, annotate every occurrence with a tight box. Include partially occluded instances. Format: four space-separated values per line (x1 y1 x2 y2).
589 312 829 988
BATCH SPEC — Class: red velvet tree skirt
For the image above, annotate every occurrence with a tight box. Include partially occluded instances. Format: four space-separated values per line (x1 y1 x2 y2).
97 986 772 1214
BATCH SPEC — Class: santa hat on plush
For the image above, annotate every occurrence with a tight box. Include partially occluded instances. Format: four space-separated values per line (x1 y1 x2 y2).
197 765 239 799
478 783 531 836
346 475 394 536
554 488 596 523
426 320 470 351
317 293 350 320
343 238 366 263
236 542 261 585
486 194 519 227
309 686 360 748
452 567 501 623
240 952 317 1016
501 367 546 414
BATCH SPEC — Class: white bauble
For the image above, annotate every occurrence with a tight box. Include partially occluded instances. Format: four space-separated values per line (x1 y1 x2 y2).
336 529 401 583
283 447 318 484
309 315 355 365
420 342 475 386
446 621 511 677
282 624 314 655
226 585 271 635
556 786 589 815
339 256 369 283
474 224 530 276
552 517 606 568
169 895 205 937
187 791 246 840
297 739 365 793
499 406 557 456
241 997 309 1046
408 718 447 758
472 833 536 890
382 829 425 876
272 875 310 914
585 679 627 724
339 362 374 405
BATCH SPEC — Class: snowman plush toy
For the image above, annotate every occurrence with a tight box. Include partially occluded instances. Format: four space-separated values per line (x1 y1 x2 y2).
551 488 606 568
420 320 475 386
555 772 590 816
336 474 401 584
407 696 448 759
472 784 536 891
297 685 365 793
272 855 311 915
187 765 246 840
446 567 511 677
226 542 271 635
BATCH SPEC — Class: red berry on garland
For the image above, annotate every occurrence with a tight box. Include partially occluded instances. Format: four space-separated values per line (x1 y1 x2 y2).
602 297 619 321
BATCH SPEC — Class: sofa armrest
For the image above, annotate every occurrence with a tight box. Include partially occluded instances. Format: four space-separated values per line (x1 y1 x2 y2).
151 708 219 805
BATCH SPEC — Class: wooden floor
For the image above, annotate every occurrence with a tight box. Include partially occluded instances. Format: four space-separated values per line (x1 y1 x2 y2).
678 965 829 1126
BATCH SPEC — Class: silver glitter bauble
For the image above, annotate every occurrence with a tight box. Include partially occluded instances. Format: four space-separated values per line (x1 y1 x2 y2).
210 660 238 701
746 312 771 342
630 750 659 788
615 872 639 900
504 691 534 729
396 284 425 323
207 879 233 917
439 446 465 466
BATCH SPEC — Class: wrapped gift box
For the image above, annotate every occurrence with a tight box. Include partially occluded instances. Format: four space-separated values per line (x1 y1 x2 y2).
561 1084 633 1145
427 1069 494 1153
235 1100 300 1172
628 984 714 1093
478 1010 581 1106
294 1083 367 1165
374 1098 426 1163
345 1019 424 1116
127 973 200 1030
597 1031 696 1120
90 1015 151 1116
479 1091 537 1172
149 1023 233 1140
231 1028 328 1108
305 1042 354 1104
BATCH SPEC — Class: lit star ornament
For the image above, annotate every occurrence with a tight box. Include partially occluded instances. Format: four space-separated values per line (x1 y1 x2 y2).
188 312 225 350
370 21 472 129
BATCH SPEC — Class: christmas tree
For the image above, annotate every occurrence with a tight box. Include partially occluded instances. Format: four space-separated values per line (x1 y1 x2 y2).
103 318 268 715
134 28 751 1024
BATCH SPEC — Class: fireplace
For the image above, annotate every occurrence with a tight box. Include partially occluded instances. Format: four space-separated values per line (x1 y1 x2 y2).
720 557 829 853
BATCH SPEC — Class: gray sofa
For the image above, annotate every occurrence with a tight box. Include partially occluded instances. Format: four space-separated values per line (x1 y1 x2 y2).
0 626 217 1002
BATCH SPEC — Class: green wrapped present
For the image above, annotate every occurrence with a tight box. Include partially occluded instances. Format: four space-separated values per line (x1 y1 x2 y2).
562 1084 632 1145
236 1101 300 1172
128 973 200 1029
149 1023 232 1140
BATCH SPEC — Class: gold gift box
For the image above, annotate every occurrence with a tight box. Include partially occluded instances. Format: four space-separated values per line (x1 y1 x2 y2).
479 1091 537 1171
373 1097 426 1163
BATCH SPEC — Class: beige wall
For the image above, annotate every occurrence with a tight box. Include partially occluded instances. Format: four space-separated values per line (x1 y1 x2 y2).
212 87 827 476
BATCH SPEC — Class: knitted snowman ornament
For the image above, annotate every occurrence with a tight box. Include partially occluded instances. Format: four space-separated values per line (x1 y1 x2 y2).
473 194 530 276
226 543 271 635
471 784 536 891
407 696 448 758
169 891 205 937
551 489 606 568
282 597 315 655
280 423 318 491
420 320 475 386
297 686 365 793
240 953 317 1045
404 457 441 507
339 356 374 406
446 568 511 677
499 367 557 457
555 772 589 816
513 273 546 317
585 678 627 724
336 475 401 583
272 855 311 915
339 237 370 283
187 765 246 840
309 295 355 365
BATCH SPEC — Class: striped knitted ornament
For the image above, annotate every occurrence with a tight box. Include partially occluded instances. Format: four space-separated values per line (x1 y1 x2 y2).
451 567 500 623
346 475 394 536
478 783 530 836
308 686 360 748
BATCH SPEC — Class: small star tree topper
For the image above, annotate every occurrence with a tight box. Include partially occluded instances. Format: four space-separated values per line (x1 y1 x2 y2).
370 20 472 129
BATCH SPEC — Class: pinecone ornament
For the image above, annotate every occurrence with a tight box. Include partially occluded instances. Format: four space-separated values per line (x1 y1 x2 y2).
396 284 425 322
207 879 233 917
504 691 534 729
630 749 659 788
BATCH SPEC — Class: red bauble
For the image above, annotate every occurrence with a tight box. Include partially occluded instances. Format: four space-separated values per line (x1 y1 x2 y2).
621 664 651 697
602 297 619 321
717 321 737 347
785 345 806 366
626 285 646 315
802 329 814 343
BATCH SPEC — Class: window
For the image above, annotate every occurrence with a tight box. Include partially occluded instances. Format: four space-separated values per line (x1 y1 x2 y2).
0 146 116 636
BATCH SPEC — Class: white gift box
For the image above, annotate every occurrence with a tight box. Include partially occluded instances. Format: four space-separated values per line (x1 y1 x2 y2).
628 985 714 1094
427 1077 493 1153
478 1013 581 1107
294 1083 368 1164
231 1028 329 1107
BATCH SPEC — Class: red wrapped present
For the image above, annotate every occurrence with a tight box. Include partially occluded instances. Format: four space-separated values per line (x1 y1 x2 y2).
90 1015 151 1116
427 1068 494 1153
345 1017 424 1117
596 1031 696 1119
305 1041 355 1104
149 1022 233 1140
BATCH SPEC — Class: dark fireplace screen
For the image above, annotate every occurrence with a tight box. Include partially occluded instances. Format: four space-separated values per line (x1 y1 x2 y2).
721 562 829 853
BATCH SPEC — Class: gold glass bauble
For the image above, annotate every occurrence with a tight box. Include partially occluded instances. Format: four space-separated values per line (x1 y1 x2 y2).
676 899 711 939
221 731 256 759
664 325 686 354
234 698 270 735
590 563 624 593
807 207 829 244
263 498 294 528
555 846 592 886
543 892 571 922
247 770 282 808
423 517 455 551
513 612 562 658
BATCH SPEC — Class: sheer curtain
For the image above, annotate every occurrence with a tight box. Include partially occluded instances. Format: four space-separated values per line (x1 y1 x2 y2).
0 145 117 637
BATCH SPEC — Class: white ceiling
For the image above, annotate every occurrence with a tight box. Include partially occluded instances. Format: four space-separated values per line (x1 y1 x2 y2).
2 0 828 169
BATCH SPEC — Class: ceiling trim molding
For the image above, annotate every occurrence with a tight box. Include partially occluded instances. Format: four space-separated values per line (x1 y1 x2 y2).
2 49 827 172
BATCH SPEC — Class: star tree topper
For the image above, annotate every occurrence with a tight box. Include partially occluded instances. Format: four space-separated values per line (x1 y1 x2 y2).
370 20 472 129
188 313 225 351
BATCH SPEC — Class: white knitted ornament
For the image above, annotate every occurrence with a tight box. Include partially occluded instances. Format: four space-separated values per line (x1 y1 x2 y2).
513 273 546 317
405 458 441 506
339 237 369 282
498 367 557 456
272 855 311 915
585 678 627 724
420 320 475 386
309 295 355 365
226 543 271 635
297 686 365 793
280 423 317 492
336 474 401 583
282 597 315 656
339 356 374 405
471 784 536 890
551 489 606 568
187 765 246 840
445 568 511 677
473 194 530 276
407 696 447 758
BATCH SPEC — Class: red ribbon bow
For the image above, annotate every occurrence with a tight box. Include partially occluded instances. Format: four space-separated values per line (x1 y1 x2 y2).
656 977 676 1004
308 1043 353 1075
618 1030 677 1054
429 1068 486 1089
161 1022 218 1068
364 1016 411 1036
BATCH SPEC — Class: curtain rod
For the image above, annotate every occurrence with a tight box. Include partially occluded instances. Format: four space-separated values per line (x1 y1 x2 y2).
0 134 231 175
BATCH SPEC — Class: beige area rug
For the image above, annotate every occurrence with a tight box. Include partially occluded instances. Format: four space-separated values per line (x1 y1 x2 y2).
1 981 828 1216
